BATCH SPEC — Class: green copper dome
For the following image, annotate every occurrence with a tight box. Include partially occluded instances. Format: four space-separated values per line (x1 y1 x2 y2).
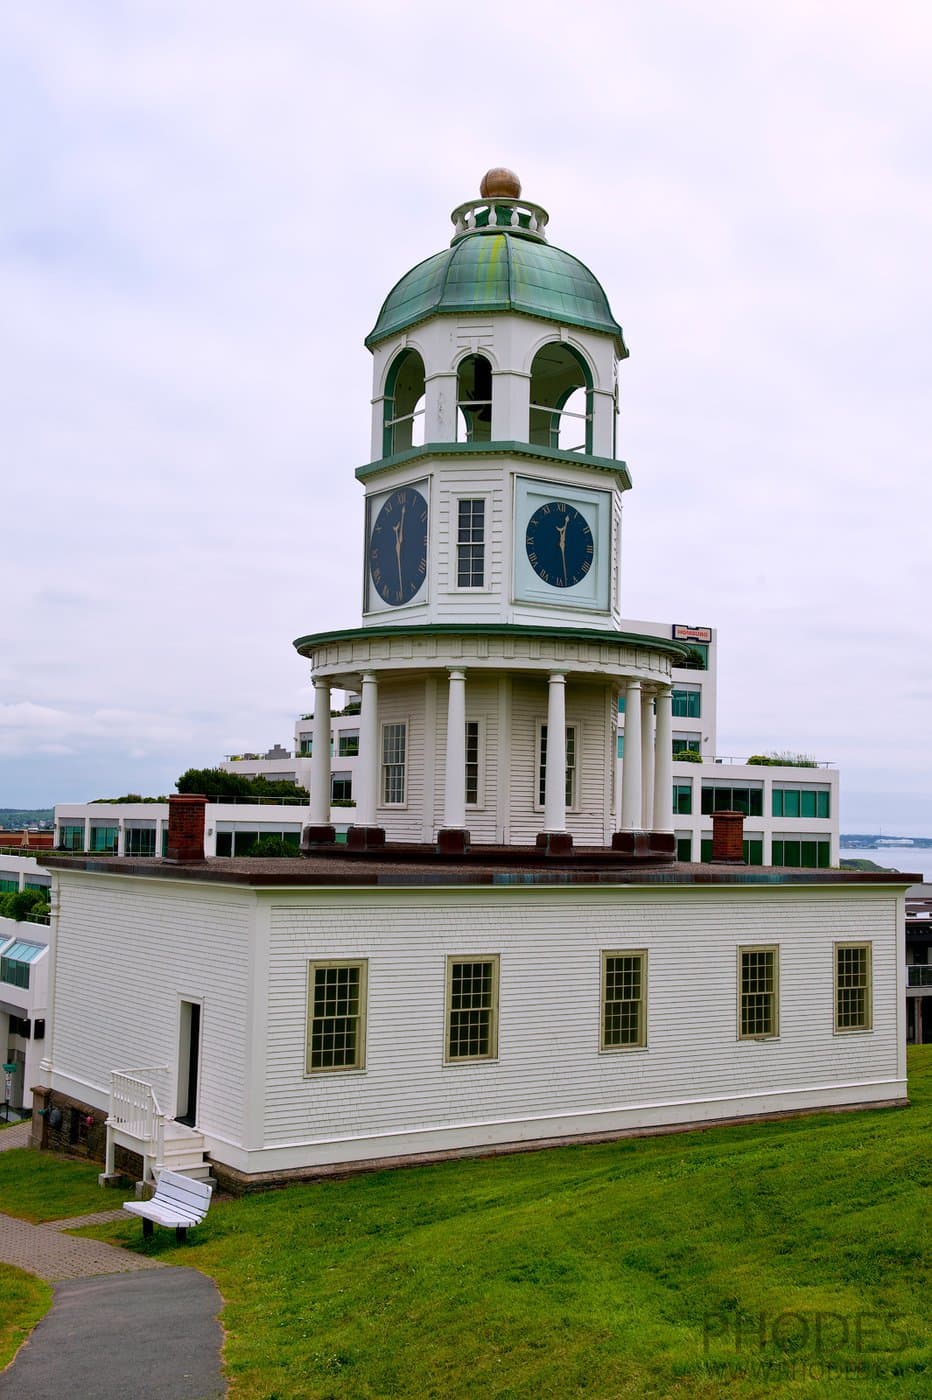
366 230 628 356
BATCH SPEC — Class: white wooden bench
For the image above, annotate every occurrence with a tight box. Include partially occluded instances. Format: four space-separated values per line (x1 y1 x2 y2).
123 1168 213 1242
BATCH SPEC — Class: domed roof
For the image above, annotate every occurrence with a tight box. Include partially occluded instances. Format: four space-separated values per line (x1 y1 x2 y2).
366 176 627 355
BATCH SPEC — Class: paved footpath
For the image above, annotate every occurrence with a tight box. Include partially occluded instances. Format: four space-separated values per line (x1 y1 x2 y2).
0 1122 226 1397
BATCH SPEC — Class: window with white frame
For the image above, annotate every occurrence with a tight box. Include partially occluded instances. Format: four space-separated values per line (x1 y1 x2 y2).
601 951 647 1049
738 946 778 1039
538 723 577 808
456 498 486 587
445 956 499 1061
381 722 407 805
306 961 367 1072
835 943 872 1032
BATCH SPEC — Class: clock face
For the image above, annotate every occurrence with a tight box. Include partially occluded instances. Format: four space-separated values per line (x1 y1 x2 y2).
525 501 594 589
368 486 428 606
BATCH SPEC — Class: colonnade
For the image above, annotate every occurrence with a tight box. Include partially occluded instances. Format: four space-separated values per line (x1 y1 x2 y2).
307 670 674 841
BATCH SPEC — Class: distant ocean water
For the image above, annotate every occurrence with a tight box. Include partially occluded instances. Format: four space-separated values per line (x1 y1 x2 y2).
840 846 932 885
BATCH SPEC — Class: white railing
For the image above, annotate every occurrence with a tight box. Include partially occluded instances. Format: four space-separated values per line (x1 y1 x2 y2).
907 966 932 988
105 1066 172 1182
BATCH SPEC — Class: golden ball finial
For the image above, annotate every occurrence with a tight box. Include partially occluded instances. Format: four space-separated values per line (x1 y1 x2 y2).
480 167 521 199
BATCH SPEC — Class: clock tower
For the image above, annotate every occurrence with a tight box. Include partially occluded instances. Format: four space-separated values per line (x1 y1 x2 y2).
296 170 686 855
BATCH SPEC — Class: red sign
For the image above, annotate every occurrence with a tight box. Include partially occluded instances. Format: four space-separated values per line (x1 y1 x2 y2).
672 625 712 643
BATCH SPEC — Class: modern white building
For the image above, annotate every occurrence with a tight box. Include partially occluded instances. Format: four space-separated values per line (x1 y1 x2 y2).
34 170 904 1187
0 854 51 1113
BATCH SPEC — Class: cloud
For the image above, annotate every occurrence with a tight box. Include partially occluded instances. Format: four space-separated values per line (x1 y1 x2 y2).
2 1 931 822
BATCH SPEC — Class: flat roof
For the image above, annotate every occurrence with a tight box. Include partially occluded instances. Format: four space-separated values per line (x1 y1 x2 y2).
42 851 923 891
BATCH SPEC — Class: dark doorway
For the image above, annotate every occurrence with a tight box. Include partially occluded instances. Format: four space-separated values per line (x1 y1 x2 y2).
177 1000 201 1126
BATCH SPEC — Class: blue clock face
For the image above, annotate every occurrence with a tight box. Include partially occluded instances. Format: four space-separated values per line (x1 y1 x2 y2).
368 486 428 606
525 501 593 588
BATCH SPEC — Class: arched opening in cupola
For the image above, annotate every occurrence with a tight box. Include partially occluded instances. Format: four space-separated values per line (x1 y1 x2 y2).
528 343 593 454
382 348 426 456
456 353 493 443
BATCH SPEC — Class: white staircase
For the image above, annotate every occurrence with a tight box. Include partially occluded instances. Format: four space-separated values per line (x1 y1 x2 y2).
161 1120 211 1181
103 1068 211 1185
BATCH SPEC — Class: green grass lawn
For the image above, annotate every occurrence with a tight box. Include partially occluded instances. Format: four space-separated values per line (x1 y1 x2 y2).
0 1145 112 1222
0 1264 51 1371
4 1049 931 1398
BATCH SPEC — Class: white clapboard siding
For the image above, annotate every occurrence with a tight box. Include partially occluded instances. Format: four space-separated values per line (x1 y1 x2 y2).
505 677 542 843
377 681 426 843
51 874 252 1140
431 469 506 623
262 885 901 1154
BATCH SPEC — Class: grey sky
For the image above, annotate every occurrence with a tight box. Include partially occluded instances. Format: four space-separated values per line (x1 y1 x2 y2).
2 1 931 831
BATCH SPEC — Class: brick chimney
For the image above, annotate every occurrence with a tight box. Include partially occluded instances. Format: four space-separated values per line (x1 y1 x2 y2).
165 794 207 862
711 809 745 864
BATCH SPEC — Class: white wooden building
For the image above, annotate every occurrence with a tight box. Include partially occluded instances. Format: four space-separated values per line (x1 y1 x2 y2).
34 170 912 1185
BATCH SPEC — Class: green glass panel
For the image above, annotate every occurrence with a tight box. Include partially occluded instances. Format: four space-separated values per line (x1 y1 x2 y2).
801 841 818 868
700 839 713 863
801 791 817 819
744 840 763 866
676 836 692 861
818 842 831 868
817 791 830 819
784 790 800 818
772 791 783 818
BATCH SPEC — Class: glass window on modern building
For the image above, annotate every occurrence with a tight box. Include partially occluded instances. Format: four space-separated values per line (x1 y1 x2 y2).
673 782 693 815
671 686 701 719
58 824 85 852
772 786 831 819
124 825 157 857
89 825 118 854
331 771 353 803
701 783 764 817
771 836 831 869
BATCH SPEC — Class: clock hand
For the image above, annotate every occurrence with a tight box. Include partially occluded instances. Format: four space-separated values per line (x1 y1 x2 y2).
556 518 568 585
393 506 406 591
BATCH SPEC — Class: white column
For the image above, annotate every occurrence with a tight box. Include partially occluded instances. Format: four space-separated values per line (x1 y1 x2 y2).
117 818 125 857
355 673 379 825
443 670 467 829
652 686 674 833
309 678 332 825
83 816 91 852
425 372 458 442
640 690 654 829
544 673 567 833
620 679 643 831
